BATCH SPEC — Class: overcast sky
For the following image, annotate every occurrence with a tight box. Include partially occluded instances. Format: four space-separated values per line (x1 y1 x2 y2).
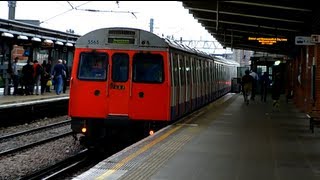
0 1 231 54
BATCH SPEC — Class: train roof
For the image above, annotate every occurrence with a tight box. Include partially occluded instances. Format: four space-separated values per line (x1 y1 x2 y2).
76 27 238 65
76 27 208 54
213 56 240 66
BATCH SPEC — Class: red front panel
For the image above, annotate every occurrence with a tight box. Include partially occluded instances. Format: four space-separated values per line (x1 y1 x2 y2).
69 49 170 121
130 83 169 120
69 49 109 118
107 51 130 116
129 51 170 121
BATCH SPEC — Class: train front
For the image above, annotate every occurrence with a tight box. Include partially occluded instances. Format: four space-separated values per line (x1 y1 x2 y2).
68 27 171 147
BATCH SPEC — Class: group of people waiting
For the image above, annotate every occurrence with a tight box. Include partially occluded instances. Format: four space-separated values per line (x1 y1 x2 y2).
241 69 281 110
9 57 69 96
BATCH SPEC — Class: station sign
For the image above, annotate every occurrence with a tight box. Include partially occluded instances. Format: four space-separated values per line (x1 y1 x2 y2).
295 36 315 45
248 37 287 45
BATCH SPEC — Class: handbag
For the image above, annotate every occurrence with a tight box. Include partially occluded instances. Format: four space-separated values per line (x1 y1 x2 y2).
46 79 52 86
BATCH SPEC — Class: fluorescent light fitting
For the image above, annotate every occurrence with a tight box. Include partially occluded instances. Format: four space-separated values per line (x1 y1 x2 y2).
55 41 63 45
274 60 281 66
44 39 53 44
1 32 14 38
17 35 28 40
65 42 73 47
31 37 41 42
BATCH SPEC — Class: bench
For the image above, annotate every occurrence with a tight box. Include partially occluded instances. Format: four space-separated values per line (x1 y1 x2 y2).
306 110 320 133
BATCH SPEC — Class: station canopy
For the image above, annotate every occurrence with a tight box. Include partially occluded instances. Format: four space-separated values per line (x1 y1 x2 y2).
182 1 320 57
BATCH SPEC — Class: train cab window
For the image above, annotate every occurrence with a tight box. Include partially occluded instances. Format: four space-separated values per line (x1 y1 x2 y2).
133 53 164 83
112 53 129 82
78 52 108 80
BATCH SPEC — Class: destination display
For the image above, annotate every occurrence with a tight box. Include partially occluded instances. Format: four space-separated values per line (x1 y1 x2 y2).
248 37 287 45
108 38 135 44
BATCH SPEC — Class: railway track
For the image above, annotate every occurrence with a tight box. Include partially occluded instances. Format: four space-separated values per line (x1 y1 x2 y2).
20 149 95 180
0 131 73 156
0 120 72 156
0 120 71 141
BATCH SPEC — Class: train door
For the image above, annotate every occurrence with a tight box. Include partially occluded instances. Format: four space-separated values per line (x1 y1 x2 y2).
173 53 179 119
185 56 191 113
179 54 186 116
169 52 176 120
130 52 169 120
190 57 196 110
204 60 209 103
108 53 130 116
200 60 204 105
196 59 200 108
209 61 212 101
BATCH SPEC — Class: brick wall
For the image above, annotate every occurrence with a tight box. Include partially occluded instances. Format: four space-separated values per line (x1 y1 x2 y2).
315 45 320 110
11 45 28 62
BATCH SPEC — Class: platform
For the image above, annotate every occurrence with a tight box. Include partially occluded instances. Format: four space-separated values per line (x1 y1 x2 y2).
0 87 69 109
74 93 320 180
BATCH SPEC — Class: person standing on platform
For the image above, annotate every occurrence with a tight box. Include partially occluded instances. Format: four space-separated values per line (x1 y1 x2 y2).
249 69 258 101
260 72 270 102
51 59 66 95
11 57 20 95
33 60 43 95
40 60 50 95
45 60 52 92
62 60 69 93
241 69 254 105
22 59 34 95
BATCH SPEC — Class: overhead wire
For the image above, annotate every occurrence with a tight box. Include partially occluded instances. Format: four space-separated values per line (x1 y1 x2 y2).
40 1 91 24
75 8 138 19
69 1 138 19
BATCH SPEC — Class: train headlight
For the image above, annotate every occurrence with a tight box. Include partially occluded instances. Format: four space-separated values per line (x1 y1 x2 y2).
81 127 87 133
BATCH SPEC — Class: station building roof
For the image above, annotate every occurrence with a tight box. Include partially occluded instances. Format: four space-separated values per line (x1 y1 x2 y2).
182 1 318 57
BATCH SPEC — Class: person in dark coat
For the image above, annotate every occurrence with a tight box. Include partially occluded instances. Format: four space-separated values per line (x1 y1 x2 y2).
62 60 69 93
241 69 254 105
22 60 34 95
40 60 50 95
51 59 66 95
260 72 270 102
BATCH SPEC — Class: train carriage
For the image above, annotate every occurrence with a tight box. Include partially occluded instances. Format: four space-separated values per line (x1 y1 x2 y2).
69 27 239 148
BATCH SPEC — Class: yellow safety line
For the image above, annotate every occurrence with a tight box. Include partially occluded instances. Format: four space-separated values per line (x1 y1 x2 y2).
96 95 233 179
96 116 196 180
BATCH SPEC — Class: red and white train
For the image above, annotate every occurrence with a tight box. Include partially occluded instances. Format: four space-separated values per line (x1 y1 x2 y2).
69 27 239 147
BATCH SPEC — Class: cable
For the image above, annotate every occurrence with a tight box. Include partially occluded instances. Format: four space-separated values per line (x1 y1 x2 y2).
66 1 74 9
75 8 138 19
40 1 91 24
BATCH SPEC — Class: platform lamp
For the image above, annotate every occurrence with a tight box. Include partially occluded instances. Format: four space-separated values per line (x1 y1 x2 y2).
44 39 53 44
31 37 41 42
55 41 63 46
1 32 14 38
274 60 281 66
65 42 73 47
17 35 28 40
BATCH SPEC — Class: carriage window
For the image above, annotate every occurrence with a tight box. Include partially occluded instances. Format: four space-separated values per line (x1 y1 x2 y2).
78 52 108 80
112 53 129 82
133 53 164 83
